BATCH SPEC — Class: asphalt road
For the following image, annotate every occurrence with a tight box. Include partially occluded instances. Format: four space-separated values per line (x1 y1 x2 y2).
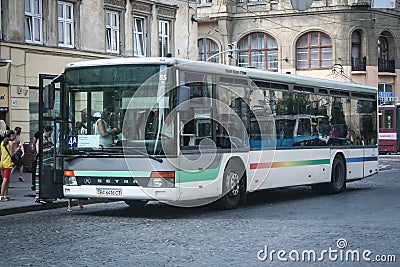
0 156 399 266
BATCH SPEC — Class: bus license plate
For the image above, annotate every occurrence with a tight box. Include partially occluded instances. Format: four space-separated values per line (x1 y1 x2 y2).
97 188 122 197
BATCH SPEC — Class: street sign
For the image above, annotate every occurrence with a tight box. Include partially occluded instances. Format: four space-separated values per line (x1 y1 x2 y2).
378 91 395 98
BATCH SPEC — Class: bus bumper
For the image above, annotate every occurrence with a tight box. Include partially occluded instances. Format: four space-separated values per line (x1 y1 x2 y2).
63 185 179 201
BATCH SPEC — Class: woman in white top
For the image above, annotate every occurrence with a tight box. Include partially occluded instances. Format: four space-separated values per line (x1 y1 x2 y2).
93 109 118 148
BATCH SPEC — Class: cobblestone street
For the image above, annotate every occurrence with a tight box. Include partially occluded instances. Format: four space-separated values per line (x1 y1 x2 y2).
0 156 398 266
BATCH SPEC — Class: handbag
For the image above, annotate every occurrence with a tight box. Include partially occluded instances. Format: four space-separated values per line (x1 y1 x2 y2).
4 145 19 165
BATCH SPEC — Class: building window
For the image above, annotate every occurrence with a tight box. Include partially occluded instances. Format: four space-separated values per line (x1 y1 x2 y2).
159 20 170 57
25 0 42 44
351 30 366 71
378 36 388 61
351 31 361 60
58 1 74 48
198 38 219 62
296 31 332 70
133 17 146 56
237 32 278 70
377 35 395 73
199 0 212 4
106 10 120 54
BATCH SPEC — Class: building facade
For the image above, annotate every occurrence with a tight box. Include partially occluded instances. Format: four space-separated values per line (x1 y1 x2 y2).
0 0 197 140
197 0 400 105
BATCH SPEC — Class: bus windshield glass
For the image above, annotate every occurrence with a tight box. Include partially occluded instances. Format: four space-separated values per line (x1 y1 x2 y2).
64 64 177 156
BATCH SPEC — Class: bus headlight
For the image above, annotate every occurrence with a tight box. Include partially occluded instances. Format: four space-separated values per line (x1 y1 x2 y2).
151 178 163 188
148 171 175 188
64 176 77 186
64 170 77 186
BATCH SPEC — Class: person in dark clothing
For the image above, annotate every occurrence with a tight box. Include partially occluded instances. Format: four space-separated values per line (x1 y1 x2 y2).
31 131 40 191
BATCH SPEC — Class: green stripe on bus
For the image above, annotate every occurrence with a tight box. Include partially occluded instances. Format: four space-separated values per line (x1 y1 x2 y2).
176 168 220 183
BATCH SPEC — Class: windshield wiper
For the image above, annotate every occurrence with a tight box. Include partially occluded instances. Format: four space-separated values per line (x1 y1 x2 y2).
125 147 163 163
65 150 90 162
65 150 123 162
65 149 163 163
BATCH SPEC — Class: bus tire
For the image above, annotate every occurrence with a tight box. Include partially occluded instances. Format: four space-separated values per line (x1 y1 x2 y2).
124 200 148 207
312 156 346 194
217 162 245 210
322 156 347 194
327 156 346 193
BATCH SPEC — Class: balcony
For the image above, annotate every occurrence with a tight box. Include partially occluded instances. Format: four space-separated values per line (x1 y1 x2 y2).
351 57 366 71
378 59 395 73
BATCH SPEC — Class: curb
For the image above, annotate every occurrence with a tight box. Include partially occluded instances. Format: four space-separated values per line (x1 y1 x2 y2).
379 165 392 171
0 198 110 216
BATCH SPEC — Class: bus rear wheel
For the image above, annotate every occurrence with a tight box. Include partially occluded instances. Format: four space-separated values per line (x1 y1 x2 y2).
124 200 148 207
313 156 346 194
217 162 245 209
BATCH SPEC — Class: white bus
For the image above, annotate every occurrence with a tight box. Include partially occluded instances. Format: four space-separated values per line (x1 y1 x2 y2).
39 57 378 209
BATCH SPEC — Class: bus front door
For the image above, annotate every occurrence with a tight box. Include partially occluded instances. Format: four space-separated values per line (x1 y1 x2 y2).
38 74 64 200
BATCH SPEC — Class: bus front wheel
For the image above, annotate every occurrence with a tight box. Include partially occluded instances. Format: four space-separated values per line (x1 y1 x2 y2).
217 162 245 209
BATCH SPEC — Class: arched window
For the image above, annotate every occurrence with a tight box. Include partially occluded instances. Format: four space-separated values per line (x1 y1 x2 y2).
296 31 332 70
198 38 220 63
351 30 365 71
378 36 388 61
378 34 394 72
237 33 278 70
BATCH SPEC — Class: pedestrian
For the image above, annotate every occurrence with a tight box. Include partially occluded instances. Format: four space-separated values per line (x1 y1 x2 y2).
0 130 17 201
0 119 7 140
33 127 54 205
67 198 84 212
11 126 25 182
31 131 40 191
0 119 6 182
43 125 54 148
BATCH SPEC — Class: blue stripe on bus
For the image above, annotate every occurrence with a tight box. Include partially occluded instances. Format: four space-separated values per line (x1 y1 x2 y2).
347 157 378 163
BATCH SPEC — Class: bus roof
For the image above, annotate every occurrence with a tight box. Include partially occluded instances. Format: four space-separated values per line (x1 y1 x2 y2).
64 57 177 69
64 57 377 94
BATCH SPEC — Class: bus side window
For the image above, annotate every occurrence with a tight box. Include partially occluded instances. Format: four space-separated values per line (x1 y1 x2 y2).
297 118 311 136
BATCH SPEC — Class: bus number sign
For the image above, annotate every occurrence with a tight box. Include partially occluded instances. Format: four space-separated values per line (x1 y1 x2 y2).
68 135 78 148
67 135 100 148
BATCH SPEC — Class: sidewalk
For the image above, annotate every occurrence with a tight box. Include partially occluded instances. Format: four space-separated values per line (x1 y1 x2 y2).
0 171 71 216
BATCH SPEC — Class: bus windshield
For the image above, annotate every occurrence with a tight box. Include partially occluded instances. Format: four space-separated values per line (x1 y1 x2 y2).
64 64 177 155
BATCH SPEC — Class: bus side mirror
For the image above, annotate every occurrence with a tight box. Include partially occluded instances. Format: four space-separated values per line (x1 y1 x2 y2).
176 85 190 112
43 84 55 110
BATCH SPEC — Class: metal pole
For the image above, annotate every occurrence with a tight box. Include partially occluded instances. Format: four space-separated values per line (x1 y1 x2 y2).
206 49 234 62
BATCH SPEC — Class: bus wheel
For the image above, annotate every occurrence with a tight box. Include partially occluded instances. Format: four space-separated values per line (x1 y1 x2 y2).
312 156 346 194
328 156 346 193
124 200 148 207
218 163 244 209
